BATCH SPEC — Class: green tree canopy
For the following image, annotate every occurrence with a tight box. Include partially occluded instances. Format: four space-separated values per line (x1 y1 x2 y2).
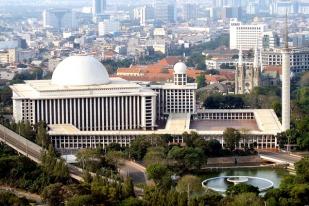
175 175 203 195
226 183 259 196
223 128 241 151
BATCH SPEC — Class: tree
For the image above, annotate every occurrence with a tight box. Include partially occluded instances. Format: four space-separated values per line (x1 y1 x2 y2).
41 183 65 206
295 157 309 182
205 139 222 156
300 72 309 87
0 191 29 206
146 163 168 184
66 195 95 206
222 193 264 206
76 148 101 171
223 128 241 151
143 147 166 166
196 74 206 88
105 150 126 168
176 175 203 195
107 143 122 151
129 136 150 160
120 197 144 206
204 95 245 109
122 177 135 198
41 145 70 182
36 121 49 148
226 183 259 196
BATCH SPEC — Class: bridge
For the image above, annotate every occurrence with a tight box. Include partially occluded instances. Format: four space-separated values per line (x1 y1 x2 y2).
0 124 85 181
259 151 303 173
0 124 145 195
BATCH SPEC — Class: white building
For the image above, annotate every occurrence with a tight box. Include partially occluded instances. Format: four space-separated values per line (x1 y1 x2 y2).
43 9 76 30
98 20 120 36
229 19 265 50
11 56 283 151
133 6 147 26
262 48 309 73
0 49 36 64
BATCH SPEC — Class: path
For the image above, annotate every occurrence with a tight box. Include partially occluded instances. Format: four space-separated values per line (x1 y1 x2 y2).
0 185 42 204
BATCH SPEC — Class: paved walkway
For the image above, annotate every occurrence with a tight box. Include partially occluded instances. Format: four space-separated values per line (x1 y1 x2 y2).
0 185 42 204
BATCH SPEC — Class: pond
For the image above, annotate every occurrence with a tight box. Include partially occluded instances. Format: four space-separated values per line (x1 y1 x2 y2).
200 167 290 192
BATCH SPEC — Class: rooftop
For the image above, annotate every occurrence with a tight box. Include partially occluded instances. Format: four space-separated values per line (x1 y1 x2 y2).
48 109 282 136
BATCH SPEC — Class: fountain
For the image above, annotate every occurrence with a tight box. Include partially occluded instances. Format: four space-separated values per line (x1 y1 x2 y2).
202 176 274 193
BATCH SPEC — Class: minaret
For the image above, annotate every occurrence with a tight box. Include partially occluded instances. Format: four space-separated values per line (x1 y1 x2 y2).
237 47 245 94
282 13 290 131
253 45 260 87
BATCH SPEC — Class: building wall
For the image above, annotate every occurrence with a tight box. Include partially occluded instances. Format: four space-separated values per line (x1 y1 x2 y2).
230 19 265 50
262 48 309 73
50 134 277 151
15 95 157 131
235 64 260 94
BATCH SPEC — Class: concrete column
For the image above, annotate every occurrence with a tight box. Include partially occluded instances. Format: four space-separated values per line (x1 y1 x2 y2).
105 98 108 130
109 97 112 130
141 96 146 129
94 98 97 130
125 96 129 130
113 97 116 130
81 98 84 130
77 99 80 129
133 96 136 129
129 96 132 129
117 97 120 130
282 49 290 131
98 98 101 130
86 98 89 130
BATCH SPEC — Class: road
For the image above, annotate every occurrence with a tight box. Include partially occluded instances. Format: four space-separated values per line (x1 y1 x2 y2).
119 161 147 184
259 151 302 165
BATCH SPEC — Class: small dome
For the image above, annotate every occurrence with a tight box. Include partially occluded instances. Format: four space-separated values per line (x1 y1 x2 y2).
173 62 187 74
52 56 110 86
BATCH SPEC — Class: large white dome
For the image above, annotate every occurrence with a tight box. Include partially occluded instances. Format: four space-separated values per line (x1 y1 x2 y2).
173 62 187 74
51 56 110 86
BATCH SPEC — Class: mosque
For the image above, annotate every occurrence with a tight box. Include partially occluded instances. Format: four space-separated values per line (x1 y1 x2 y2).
10 54 287 152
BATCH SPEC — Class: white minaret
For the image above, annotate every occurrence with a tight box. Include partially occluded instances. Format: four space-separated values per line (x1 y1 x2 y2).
253 45 259 68
281 14 290 131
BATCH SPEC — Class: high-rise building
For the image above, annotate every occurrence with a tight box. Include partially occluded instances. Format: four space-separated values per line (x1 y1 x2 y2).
221 6 242 19
98 20 120 36
262 31 280 49
154 0 175 23
230 19 265 50
183 4 198 21
92 0 106 16
43 9 76 30
133 6 154 26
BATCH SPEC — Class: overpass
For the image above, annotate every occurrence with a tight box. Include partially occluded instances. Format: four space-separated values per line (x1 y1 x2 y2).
259 151 302 172
0 124 144 194
0 124 89 181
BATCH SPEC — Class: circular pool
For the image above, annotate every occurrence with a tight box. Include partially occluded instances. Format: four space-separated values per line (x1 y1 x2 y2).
202 176 274 193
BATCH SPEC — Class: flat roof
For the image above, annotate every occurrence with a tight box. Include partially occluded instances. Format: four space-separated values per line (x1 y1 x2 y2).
48 109 282 136
190 119 259 131
10 77 157 99
165 113 191 133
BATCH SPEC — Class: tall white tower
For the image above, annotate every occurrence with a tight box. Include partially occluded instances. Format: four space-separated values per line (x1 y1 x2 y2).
281 14 290 131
